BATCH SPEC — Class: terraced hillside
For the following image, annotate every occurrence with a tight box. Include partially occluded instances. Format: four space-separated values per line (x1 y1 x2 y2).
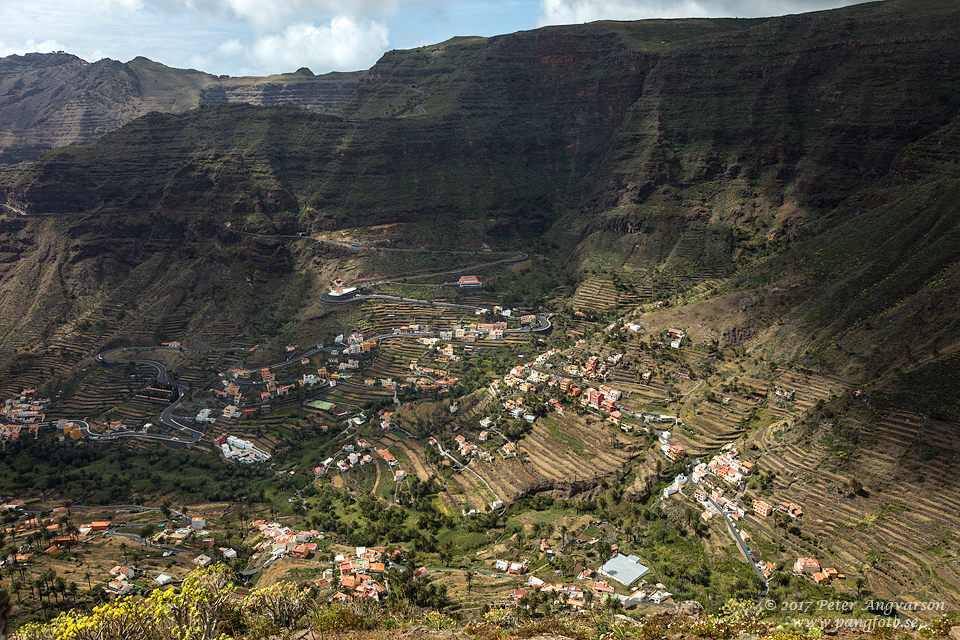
745 409 960 609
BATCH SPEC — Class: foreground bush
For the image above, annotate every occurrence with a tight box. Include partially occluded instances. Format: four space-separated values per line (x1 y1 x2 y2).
10 569 935 640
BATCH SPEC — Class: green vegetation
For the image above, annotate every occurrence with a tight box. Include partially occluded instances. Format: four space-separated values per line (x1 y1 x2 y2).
0 440 278 505
2 0 960 629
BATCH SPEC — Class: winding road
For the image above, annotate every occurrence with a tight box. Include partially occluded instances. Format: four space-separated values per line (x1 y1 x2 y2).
84 233 550 449
92 348 220 446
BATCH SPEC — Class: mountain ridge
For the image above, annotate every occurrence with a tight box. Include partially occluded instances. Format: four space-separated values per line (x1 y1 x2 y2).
0 52 364 169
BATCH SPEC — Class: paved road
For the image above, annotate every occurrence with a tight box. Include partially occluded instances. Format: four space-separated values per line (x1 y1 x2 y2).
430 439 503 508
87 231 549 447
225 226 528 284
691 479 769 595
320 292 553 333
94 350 205 445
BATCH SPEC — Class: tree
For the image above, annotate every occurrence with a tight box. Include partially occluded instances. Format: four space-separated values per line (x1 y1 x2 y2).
11 579 23 603
438 544 454 567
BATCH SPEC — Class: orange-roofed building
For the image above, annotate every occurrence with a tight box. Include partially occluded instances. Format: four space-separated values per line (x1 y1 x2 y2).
752 500 773 518
795 557 820 574
376 449 397 465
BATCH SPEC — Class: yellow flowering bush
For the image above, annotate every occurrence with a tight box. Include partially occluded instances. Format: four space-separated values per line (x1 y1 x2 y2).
242 580 313 629
14 597 165 640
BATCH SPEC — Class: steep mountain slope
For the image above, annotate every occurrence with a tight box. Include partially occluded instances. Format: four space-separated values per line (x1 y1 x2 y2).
0 53 363 169
0 0 957 477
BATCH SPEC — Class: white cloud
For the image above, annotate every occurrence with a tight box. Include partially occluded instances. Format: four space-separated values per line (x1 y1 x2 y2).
217 39 244 56
247 17 390 72
0 0 862 77
85 0 144 11
162 0 411 31
0 38 66 56
538 0 863 26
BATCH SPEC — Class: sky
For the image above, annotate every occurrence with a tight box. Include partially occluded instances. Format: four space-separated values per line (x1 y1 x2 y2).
0 0 866 78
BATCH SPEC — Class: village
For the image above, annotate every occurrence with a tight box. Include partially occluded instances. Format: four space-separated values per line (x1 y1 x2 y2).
0 286 887 618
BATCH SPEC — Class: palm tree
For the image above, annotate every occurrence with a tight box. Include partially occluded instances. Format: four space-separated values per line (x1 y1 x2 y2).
42 569 56 601
55 576 66 602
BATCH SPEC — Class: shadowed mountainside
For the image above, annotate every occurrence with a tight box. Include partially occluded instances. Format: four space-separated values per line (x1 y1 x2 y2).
0 53 363 169
0 0 958 494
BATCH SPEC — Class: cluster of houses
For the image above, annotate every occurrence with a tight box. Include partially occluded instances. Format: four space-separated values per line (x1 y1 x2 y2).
451 434 495 462
794 557 844 584
334 443 374 472
104 564 140 597
579 355 618 380
1 389 49 439
510 552 672 610
0 506 90 552
439 321 508 342
489 356 624 416
554 352 624 382
344 333 377 355
660 449 755 521
107 563 184 597
665 328 685 349
401 361 461 391
580 385 623 416
772 386 796 401
705 449 755 486
661 442 687 462
213 434 271 463
214 368 301 414
149 516 213 547
751 499 804 519
331 547 393 602
55 419 83 440
326 441 407 484
250 520 323 560
494 559 528 575
392 324 424 335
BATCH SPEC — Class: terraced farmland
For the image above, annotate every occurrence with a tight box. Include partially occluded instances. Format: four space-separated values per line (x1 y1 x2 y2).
481 412 636 501
47 365 153 421
747 410 960 610
571 279 618 312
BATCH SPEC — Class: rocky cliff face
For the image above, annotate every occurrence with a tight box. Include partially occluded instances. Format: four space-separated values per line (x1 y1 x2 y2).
0 54 363 169
6 2 960 248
